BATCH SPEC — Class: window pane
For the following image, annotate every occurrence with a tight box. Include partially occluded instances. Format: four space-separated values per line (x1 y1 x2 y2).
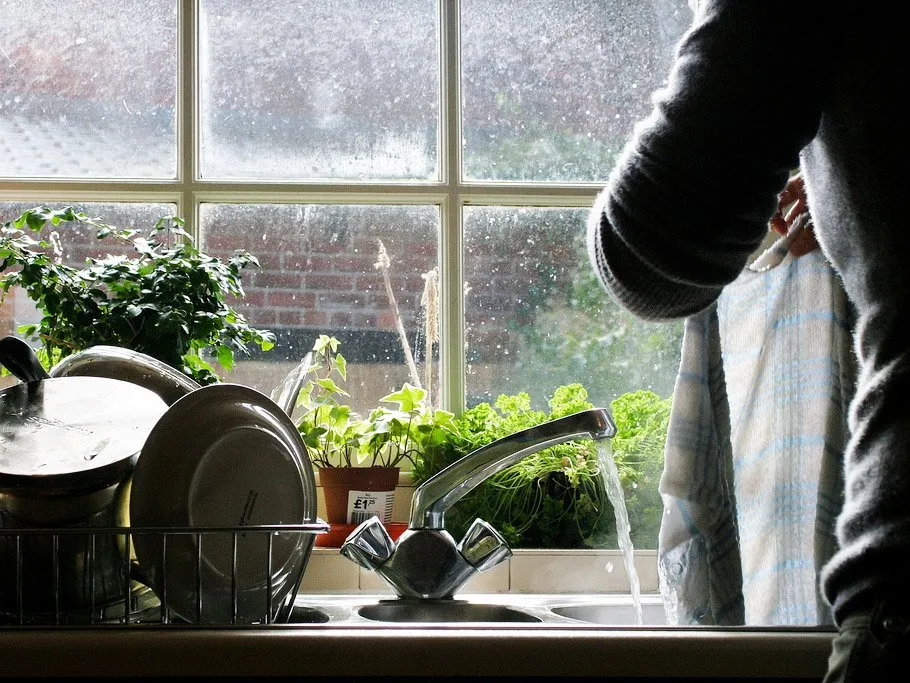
461 0 691 182
463 206 682 550
199 0 439 181
0 1 177 179
464 206 683 409
200 203 439 409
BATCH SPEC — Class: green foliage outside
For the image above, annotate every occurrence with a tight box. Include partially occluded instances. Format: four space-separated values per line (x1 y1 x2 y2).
411 383 671 550
0 206 275 384
518 265 684 401
466 209 684 410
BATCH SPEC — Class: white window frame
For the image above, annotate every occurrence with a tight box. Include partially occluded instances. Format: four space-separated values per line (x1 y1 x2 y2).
0 0 605 415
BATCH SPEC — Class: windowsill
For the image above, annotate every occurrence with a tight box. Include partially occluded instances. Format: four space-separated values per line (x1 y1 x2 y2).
309 473 659 595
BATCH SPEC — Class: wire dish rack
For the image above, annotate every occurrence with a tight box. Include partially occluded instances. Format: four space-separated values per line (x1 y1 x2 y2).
0 522 328 627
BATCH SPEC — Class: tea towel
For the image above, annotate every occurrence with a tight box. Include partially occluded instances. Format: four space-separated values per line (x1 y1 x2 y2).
657 302 744 625
658 234 855 626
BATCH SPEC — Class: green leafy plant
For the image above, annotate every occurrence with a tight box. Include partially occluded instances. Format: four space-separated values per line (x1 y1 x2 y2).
411 383 614 548
608 389 671 547
0 206 275 384
411 384 671 549
296 334 456 468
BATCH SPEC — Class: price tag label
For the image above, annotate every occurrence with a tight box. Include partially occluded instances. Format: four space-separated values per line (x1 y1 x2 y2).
346 489 395 524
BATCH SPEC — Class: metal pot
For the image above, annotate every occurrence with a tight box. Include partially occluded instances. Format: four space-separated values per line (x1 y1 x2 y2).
49 345 201 406
0 377 168 622
0 336 50 384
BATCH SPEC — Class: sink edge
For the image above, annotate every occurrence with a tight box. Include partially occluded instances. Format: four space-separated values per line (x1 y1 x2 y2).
287 593 668 626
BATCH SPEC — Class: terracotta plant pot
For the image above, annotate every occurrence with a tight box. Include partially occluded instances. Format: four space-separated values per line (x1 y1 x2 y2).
318 466 400 525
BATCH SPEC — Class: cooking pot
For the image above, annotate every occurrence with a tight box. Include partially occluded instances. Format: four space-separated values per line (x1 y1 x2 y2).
0 337 201 407
0 376 168 622
0 336 50 384
49 345 201 406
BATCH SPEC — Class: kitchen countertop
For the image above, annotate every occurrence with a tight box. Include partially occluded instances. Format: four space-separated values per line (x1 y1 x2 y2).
0 593 835 679
0 626 835 679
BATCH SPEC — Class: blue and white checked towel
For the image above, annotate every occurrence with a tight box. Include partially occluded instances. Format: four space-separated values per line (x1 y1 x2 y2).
658 234 855 626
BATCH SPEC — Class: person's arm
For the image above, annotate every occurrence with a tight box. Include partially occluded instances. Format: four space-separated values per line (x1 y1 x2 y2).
588 0 830 321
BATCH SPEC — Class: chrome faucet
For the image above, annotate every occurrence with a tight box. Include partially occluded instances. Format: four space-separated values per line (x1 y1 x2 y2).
340 407 617 600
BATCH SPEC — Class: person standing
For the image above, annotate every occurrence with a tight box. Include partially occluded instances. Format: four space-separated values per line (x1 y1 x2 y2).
586 2 908 680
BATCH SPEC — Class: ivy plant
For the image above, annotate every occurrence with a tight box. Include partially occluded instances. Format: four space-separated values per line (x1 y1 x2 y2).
296 334 456 468
0 206 275 384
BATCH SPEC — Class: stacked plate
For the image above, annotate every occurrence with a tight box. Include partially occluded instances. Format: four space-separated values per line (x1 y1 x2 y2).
128 383 322 624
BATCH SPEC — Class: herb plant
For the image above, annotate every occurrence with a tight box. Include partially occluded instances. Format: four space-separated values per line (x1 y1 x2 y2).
411 383 613 548
296 334 456 468
411 384 671 549
0 206 275 384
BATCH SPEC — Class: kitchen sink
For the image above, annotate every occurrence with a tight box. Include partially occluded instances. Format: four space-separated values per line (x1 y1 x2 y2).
25 593 665 626
287 605 332 623
548 601 667 625
285 594 667 626
357 599 541 623
0 591 835 679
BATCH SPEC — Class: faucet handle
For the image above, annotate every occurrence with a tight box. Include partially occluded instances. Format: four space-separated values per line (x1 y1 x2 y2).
340 516 396 570
457 519 512 572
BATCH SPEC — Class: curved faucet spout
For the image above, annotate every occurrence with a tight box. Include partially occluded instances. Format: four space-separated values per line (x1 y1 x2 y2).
409 407 617 531
342 407 617 599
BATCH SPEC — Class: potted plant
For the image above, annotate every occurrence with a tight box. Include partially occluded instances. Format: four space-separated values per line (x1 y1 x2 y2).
0 206 275 383
295 334 455 533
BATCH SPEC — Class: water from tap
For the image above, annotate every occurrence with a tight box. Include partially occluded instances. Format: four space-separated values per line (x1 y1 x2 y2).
595 441 643 624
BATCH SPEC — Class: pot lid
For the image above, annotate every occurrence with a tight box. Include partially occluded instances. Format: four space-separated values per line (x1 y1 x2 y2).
0 377 168 495
49 345 201 406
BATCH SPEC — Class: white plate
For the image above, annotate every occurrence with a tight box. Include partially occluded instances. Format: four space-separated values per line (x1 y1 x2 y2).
129 383 318 624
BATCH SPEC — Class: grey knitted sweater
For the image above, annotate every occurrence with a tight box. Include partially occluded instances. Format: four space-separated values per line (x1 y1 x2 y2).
587 0 908 625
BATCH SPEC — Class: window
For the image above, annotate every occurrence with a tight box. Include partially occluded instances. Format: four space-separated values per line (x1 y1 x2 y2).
1 0 687 539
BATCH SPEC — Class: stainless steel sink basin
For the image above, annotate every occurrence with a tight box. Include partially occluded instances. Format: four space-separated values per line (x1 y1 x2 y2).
357 599 541 623
548 601 667 625
286 594 667 626
287 605 332 624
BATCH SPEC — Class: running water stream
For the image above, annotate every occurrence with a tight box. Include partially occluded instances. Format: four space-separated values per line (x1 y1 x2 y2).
595 441 643 624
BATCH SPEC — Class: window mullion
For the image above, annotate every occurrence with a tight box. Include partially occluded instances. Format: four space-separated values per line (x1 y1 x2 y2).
439 0 466 415
181 0 198 237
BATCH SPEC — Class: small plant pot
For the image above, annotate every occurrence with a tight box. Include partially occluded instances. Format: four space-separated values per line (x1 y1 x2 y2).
318 466 400 525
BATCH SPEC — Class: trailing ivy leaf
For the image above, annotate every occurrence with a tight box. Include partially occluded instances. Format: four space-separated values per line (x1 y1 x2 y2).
379 382 425 412
315 377 349 396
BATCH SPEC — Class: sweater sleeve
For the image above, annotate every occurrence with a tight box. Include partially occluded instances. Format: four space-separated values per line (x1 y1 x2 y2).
587 0 828 321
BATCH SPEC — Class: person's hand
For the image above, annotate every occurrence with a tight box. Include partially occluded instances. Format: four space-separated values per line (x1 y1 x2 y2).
770 172 819 257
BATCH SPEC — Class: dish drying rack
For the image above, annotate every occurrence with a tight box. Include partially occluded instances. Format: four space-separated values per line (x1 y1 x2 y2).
0 522 328 628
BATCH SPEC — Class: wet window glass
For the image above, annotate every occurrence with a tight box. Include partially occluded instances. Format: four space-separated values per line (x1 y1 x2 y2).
198 0 439 181
0 1 177 178
0 0 702 596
